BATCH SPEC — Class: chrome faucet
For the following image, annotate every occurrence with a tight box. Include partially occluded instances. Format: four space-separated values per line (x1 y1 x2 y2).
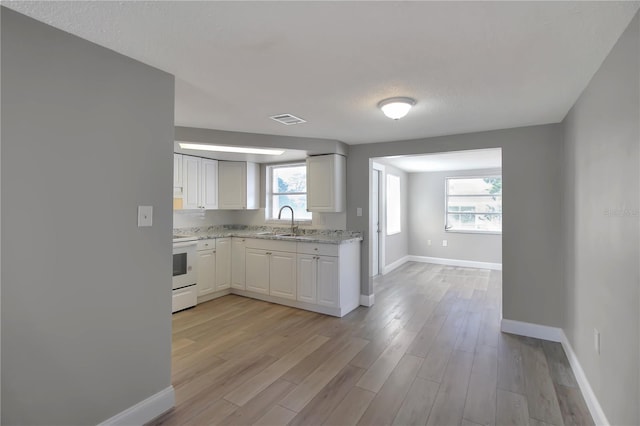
278 205 298 235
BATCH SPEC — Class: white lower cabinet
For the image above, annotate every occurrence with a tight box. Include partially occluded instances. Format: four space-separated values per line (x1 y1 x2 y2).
269 251 296 300
245 248 270 294
196 238 231 302
296 254 317 304
215 237 231 290
245 246 296 299
296 254 339 307
192 235 360 317
231 238 246 290
196 248 216 297
316 255 339 308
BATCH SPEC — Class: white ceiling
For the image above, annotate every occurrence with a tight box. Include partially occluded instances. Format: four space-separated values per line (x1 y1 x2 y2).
376 148 502 173
6 1 639 145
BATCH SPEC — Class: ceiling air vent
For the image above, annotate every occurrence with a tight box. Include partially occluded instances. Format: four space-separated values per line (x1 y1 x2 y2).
270 113 306 125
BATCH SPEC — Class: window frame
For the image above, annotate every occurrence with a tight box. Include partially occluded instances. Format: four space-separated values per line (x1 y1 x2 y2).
265 162 312 224
444 175 502 234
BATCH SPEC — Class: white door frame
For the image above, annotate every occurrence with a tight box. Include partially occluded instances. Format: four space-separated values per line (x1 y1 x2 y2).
370 162 385 277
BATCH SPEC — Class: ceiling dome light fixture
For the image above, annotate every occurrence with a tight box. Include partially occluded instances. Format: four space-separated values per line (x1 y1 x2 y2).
378 97 416 120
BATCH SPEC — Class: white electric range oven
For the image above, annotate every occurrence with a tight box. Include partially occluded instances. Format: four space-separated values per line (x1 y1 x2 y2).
172 235 198 313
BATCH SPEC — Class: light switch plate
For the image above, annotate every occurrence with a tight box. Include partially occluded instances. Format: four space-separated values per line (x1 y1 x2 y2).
357 207 362 217
138 205 153 227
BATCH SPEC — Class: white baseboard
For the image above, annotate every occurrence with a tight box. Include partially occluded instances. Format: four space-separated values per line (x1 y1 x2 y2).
500 319 563 342
382 255 410 275
409 255 502 271
501 320 609 425
560 331 610 426
359 294 375 307
97 386 175 426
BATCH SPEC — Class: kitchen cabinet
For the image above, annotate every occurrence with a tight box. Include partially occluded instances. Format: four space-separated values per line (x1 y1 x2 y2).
269 251 296 300
296 254 317 304
245 248 270 294
306 154 346 212
215 237 231 290
231 238 246 290
316 255 339 308
196 241 216 298
296 245 338 307
174 153 183 188
182 155 218 210
245 239 297 299
218 161 260 210
239 238 359 317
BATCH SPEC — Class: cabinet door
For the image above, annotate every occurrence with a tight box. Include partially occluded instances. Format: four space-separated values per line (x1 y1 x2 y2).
215 238 231 290
306 154 345 212
231 238 246 290
317 255 339 308
201 158 218 209
182 155 201 209
173 153 183 188
269 251 297 300
196 249 216 297
245 248 270 294
297 254 317 304
218 161 246 209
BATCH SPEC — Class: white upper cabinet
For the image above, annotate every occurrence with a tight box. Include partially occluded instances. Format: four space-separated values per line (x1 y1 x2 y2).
181 155 218 210
200 158 218 210
173 153 183 188
218 161 259 210
306 154 346 212
182 155 201 210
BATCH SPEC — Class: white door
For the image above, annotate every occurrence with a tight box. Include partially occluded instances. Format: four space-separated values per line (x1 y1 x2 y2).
371 168 382 276
215 238 231 290
245 248 270 294
296 254 317 303
269 251 297 300
231 238 246 290
196 249 216 297
317 255 339 308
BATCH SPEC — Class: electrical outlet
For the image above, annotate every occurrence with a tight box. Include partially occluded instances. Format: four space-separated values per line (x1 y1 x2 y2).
442 240 448 247
427 239 432 246
594 328 600 354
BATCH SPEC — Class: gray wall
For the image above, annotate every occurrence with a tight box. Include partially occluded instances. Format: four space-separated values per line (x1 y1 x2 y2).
347 124 563 327
1 9 175 425
562 12 639 426
408 168 502 264
378 164 409 267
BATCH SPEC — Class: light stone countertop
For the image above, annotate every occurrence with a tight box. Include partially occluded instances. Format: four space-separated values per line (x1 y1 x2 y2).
173 225 363 245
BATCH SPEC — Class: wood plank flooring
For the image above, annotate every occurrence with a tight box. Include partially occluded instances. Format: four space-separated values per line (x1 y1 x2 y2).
149 262 593 426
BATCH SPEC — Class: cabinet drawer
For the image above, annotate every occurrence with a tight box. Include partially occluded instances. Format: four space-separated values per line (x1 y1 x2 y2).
245 238 296 253
197 239 216 251
172 286 197 313
297 242 339 257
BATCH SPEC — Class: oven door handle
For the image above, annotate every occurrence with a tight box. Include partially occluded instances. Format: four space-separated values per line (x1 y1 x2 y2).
173 241 197 249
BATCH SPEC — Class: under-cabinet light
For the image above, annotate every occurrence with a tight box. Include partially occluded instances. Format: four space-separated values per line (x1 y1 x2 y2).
178 143 284 156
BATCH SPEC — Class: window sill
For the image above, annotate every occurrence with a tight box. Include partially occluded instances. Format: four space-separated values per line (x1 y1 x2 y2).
445 229 502 235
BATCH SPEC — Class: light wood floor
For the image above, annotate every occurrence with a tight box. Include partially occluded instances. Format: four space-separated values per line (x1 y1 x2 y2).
151 262 593 426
